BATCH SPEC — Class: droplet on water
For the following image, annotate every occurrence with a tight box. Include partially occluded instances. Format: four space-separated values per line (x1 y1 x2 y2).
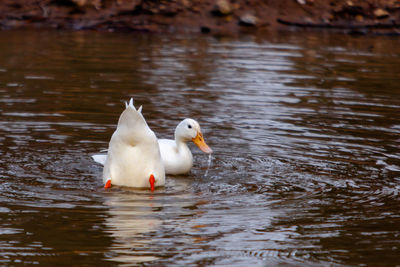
204 154 212 177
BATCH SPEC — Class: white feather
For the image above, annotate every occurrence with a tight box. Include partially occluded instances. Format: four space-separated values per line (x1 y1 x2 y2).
92 154 107 165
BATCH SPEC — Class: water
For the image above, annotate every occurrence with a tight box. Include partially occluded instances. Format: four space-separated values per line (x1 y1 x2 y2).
0 30 399 266
204 154 212 177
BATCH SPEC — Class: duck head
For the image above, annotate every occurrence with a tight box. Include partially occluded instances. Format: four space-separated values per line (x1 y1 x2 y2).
175 118 213 154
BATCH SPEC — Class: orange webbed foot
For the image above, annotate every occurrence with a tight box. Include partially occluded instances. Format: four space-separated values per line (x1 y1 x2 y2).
104 178 111 189
149 174 155 192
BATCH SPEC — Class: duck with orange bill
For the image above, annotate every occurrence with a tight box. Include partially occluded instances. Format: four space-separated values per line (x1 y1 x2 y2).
102 98 165 191
158 118 212 175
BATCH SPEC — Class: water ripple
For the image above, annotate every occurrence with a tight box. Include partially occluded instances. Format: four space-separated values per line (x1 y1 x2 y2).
0 31 399 266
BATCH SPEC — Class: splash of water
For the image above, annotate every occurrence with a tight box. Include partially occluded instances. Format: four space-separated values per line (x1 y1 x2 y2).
204 154 212 177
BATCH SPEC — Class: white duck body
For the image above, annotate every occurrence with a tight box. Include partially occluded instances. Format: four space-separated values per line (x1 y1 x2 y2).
158 138 193 175
103 100 165 188
94 137 193 175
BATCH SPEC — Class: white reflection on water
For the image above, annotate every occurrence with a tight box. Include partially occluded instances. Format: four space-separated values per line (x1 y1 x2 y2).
103 178 196 264
104 192 161 263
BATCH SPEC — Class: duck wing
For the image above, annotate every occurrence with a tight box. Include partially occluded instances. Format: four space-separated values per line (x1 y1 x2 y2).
92 154 107 165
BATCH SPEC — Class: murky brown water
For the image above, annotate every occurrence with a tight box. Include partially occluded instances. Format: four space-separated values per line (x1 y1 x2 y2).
0 30 399 266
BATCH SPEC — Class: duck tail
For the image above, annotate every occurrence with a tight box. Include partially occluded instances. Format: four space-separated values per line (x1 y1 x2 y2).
125 98 135 109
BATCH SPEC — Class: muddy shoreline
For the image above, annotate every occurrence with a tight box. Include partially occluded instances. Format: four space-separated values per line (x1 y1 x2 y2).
1 0 400 35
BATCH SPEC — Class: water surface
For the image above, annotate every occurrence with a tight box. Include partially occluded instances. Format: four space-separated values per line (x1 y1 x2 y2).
0 30 399 266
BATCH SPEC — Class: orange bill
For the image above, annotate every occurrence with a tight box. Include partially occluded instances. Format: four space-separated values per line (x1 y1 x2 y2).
192 131 213 154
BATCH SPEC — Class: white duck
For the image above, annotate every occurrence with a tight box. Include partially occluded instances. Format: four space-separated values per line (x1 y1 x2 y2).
158 118 212 175
102 98 165 190
92 117 212 175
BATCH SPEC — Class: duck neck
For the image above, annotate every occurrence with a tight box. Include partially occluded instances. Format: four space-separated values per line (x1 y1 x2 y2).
175 135 189 151
174 126 191 151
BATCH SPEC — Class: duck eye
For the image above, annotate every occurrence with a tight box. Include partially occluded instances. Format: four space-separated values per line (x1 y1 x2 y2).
188 124 192 129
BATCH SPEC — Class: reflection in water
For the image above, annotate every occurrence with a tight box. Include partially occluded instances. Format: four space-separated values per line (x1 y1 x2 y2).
0 30 399 266
104 192 162 263
103 178 195 264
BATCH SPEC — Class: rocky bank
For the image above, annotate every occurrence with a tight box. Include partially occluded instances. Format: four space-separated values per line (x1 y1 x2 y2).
1 0 400 35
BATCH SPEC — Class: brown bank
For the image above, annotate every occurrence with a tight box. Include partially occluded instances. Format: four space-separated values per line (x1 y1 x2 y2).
1 0 400 35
